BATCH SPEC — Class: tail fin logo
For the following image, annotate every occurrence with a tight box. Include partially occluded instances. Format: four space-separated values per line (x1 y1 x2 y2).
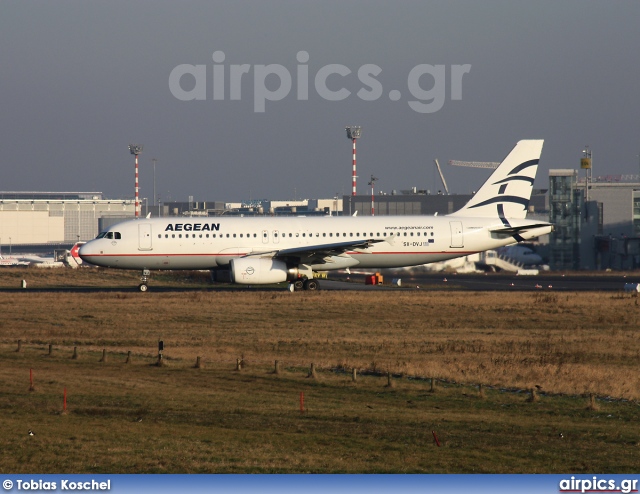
468 158 539 211
452 140 543 220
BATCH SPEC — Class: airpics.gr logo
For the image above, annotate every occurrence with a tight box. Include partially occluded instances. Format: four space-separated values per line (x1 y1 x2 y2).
169 51 471 113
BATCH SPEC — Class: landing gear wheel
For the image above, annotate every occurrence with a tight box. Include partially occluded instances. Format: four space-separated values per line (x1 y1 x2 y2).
138 283 149 292
303 279 319 291
293 279 305 291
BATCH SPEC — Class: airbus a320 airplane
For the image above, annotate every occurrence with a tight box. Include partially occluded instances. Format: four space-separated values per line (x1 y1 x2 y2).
79 140 553 291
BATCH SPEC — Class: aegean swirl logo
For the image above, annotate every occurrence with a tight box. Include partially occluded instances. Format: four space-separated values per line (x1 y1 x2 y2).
169 51 471 113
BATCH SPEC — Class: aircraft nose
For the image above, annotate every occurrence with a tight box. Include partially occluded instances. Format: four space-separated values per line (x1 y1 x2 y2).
78 242 92 260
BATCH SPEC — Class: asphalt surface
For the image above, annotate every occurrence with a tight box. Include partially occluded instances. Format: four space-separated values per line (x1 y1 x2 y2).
2 273 636 293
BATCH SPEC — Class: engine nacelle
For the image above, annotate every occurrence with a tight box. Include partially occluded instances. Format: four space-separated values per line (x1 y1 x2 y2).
230 258 298 284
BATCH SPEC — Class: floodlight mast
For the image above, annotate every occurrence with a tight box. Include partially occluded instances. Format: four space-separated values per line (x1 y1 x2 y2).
129 144 143 217
346 126 362 196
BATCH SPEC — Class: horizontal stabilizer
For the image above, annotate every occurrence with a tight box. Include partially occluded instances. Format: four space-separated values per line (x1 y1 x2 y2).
489 223 553 235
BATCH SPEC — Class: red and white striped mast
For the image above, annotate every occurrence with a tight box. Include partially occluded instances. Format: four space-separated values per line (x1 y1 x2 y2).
345 126 362 196
128 144 143 218
368 174 378 216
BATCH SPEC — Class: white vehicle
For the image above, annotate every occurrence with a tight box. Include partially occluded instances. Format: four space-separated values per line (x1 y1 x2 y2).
79 140 553 291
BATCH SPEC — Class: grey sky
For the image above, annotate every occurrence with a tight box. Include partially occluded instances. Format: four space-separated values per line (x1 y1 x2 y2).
1 1 639 203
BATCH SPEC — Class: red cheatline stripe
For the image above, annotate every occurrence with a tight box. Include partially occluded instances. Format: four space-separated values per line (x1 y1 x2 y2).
84 251 474 258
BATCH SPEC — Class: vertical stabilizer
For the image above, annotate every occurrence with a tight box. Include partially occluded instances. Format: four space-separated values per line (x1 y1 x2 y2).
452 140 544 219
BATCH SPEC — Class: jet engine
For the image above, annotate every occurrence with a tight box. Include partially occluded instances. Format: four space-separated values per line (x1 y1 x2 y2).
230 258 298 284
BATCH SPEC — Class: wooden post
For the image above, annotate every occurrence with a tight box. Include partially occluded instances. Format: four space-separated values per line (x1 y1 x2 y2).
62 387 67 414
29 368 34 392
430 377 436 393
527 387 539 403
125 351 131 364
352 368 357 382
300 392 304 414
235 358 241 371
195 356 202 369
386 371 395 388
479 383 485 399
99 349 107 363
16 340 22 352
274 360 280 374
48 344 53 356
72 347 78 360
307 363 317 379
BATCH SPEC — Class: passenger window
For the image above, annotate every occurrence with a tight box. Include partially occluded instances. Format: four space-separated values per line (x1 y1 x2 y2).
226 234 230 238
158 234 161 238
323 233 326 237
350 233 353 237
410 232 414 237
172 234 175 238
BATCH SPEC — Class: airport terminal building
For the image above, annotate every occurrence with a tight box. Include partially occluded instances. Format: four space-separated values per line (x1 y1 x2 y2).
0 192 134 252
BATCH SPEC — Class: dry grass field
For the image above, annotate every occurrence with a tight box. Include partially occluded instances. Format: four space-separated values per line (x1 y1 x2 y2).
0 268 638 473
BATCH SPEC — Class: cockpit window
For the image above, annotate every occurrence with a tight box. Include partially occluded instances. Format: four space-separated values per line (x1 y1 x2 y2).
105 232 122 240
96 232 107 239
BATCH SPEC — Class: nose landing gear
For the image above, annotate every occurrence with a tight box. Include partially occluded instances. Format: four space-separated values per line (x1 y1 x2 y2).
138 269 151 292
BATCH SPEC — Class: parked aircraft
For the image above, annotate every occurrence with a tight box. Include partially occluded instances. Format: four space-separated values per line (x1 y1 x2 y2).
497 245 543 266
79 140 553 291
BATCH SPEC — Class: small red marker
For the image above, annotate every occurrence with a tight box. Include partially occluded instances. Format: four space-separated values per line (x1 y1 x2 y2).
432 430 441 447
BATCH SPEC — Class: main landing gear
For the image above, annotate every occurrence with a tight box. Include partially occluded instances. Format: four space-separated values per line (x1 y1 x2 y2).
138 269 151 292
292 277 319 291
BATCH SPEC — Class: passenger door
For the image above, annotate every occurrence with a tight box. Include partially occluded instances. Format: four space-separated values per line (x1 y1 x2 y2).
138 223 153 251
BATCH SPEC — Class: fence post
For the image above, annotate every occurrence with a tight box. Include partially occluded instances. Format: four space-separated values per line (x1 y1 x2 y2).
307 363 317 379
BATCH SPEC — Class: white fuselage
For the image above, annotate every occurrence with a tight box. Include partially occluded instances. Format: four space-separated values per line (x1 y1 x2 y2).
79 215 551 272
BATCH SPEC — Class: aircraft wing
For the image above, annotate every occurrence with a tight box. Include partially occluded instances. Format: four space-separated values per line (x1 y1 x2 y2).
246 238 384 265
